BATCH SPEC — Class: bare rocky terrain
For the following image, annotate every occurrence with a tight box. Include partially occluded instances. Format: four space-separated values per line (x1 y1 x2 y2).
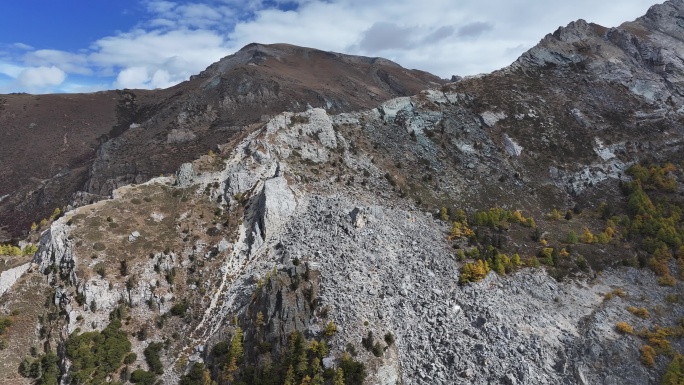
1 1 684 385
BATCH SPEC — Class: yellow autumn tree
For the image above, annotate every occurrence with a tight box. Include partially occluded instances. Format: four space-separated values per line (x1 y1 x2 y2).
641 345 656 367
616 322 634 334
439 207 448 221
324 321 337 337
511 210 525 223
548 209 562 220
459 260 490 284
256 311 265 327
581 228 594 244
450 222 462 238
220 327 243 382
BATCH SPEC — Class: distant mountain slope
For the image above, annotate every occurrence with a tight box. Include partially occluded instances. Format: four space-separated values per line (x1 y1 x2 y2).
0 44 444 241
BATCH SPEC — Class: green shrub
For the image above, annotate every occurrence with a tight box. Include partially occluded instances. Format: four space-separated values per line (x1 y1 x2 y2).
180 363 212 385
371 341 383 357
212 341 230 357
576 255 588 270
93 263 106 278
0 317 12 335
361 331 374 352
527 256 541 267
540 248 554 266
339 353 366 385
662 353 684 385
144 342 164 374
169 301 188 317
384 332 395 346
124 352 137 364
65 320 131 384
130 369 156 384
38 352 60 385
23 244 39 255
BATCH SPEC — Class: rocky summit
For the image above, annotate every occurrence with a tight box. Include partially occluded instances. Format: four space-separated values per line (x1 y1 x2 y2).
2 1 684 385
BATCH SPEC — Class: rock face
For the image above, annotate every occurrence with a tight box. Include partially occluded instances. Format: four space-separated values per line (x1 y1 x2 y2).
2 2 684 385
0 263 31 297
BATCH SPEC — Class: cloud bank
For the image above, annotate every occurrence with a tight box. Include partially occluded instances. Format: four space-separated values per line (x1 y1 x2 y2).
0 0 659 94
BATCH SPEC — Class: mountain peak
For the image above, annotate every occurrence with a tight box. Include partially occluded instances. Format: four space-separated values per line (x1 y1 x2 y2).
3 3 684 385
0 44 443 241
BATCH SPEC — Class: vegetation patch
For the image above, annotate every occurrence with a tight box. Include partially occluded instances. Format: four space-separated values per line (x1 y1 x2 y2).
63 319 131 384
144 342 164 375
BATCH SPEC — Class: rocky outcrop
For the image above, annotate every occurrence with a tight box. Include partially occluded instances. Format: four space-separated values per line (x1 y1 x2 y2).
260 176 297 239
0 263 31 297
33 219 75 283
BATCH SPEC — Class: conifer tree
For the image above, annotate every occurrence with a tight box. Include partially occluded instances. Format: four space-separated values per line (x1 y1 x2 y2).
310 359 324 385
333 368 345 385
284 365 296 385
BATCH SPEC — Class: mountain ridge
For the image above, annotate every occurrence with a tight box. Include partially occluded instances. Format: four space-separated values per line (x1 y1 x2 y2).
1 2 684 384
0 43 444 242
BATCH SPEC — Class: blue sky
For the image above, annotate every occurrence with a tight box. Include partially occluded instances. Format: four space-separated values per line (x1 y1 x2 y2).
0 0 660 94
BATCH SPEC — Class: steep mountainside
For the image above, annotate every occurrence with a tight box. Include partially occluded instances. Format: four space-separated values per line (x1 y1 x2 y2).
0 43 443 242
1 1 684 385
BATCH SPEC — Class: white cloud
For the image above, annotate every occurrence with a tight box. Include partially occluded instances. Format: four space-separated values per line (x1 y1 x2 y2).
0 62 24 78
90 28 227 71
357 22 416 52
23 49 92 75
115 66 176 89
17 66 66 88
147 0 176 14
151 69 173 88
115 66 149 88
13 43 34 50
92 28 230 89
145 1 234 29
